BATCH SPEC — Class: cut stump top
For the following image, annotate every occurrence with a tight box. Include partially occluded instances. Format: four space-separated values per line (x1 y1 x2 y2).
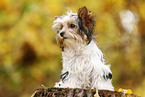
31 87 140 97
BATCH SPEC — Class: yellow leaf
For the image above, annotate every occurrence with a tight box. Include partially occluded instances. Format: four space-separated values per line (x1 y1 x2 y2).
118 88 133 94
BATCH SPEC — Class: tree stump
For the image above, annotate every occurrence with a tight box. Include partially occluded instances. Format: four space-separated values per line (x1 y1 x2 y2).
31 87 140 97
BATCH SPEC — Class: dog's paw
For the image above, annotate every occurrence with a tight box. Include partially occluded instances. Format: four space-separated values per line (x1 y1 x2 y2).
103 72 112 80
102 65 112 80
60 71 69 82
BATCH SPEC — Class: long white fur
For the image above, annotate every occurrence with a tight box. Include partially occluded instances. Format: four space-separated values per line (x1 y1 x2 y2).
52 12 114 90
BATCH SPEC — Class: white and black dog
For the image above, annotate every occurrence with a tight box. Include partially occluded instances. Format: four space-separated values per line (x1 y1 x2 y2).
52 6 114 90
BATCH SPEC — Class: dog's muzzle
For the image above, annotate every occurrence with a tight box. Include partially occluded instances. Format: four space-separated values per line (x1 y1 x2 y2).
59 31 67 39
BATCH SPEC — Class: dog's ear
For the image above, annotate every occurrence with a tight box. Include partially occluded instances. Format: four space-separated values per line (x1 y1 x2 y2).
78 6 95 43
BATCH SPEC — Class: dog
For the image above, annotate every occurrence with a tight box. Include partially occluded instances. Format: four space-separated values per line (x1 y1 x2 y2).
52 6 114 90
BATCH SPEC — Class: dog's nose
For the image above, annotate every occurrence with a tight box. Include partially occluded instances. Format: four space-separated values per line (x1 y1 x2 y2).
60 32 65 37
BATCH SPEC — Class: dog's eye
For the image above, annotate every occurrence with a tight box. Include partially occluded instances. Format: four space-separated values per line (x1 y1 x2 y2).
69 24 75 28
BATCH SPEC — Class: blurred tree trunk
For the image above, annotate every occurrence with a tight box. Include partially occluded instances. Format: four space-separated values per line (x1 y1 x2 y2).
138 18 145 76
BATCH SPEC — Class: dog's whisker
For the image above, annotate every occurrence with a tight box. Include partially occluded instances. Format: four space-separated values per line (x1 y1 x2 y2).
93 35 100 38
69 32 75 38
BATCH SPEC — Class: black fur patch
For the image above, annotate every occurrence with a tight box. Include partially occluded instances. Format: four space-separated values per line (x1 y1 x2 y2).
78 17 91 41
103 73 112 80
60 71 69 82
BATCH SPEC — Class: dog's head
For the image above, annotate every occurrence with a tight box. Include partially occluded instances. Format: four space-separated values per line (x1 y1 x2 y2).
52 6 95 50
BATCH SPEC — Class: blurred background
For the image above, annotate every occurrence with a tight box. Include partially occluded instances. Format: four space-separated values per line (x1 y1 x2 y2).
0 0 145 96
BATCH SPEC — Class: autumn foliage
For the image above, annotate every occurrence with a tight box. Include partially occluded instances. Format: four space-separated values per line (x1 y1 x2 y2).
0 0 145 97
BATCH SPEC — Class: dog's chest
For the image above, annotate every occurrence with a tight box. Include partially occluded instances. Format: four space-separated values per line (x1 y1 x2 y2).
62 49 94 73
61 41 104 74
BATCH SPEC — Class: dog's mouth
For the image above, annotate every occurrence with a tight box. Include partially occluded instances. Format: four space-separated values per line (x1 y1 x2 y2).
63 37 67 39
57 36 76 50
57 36 66 50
